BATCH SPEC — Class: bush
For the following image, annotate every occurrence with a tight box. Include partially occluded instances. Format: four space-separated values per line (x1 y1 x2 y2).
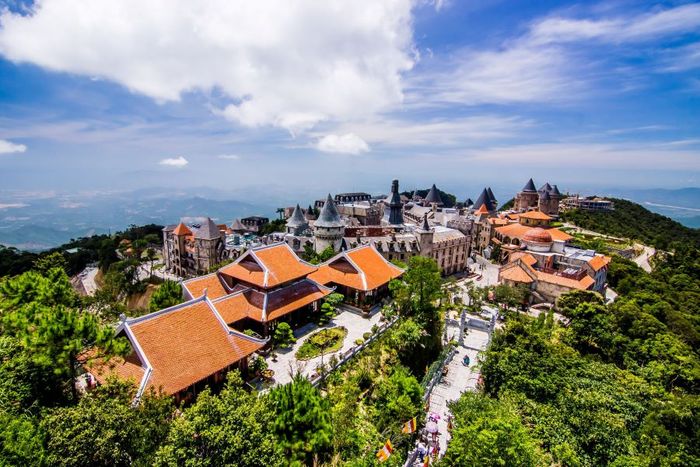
354 338 364 346
362 332 372 340
296 327 348 360
272 322 296 348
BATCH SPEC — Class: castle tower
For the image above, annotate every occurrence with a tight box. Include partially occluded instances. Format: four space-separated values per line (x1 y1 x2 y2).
193 217 223 274
388 179 404 226
487 187 498 210
286 204 309 235
515 178 539 211
416 214 434 257
423 184 443 207
472 188 496 216
313 194 344 253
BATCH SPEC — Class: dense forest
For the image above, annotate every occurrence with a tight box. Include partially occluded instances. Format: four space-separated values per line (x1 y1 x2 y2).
561 198 700 249
443 243 700 465
0 224 164 278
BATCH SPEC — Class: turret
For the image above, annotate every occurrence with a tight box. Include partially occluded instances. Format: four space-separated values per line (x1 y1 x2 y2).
313 194 344 253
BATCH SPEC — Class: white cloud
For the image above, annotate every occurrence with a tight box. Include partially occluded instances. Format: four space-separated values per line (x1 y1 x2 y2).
322 115 532 147
316 133 370 155
0 138 26 154
530 3 700 44
468 142 700 171
0 0 414 132
410 44 578 106
217 154 240 160
159 156 189 167
408 3 700 108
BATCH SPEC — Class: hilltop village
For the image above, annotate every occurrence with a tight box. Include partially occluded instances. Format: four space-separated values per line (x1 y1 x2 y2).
2 176 699 467
82 178 615 404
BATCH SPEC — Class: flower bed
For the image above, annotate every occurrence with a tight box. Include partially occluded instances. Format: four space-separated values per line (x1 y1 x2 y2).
295 326 348 360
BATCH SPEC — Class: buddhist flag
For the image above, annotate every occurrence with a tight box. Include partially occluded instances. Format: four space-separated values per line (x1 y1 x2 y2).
376 439 394 462
402 417 417 434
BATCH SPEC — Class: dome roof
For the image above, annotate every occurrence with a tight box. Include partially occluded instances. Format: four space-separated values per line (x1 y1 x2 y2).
523 227 553 244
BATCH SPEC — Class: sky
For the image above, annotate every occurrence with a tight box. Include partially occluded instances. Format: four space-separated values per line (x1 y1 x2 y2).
0 0 699 203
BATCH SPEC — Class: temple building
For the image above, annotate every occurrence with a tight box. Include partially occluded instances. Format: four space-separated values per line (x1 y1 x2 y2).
514 178 564 215
183 242 333 337
88 295 267 402
162 217 227 277
309 245 404 311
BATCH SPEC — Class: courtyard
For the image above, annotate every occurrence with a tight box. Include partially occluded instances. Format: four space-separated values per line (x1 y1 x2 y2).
263 307 385 386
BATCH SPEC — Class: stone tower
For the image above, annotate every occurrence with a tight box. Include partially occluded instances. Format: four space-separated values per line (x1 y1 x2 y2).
416 214 434 257
515 178 539 211
193 217 223 274
388 179 404 226
286 204 308 235
313 194 344 253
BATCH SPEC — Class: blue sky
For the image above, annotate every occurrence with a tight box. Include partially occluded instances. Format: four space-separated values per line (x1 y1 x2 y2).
0 0 698 203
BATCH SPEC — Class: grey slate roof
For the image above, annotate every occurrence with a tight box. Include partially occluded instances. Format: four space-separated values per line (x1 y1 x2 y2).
421 214 431 231
473 188 496 212
194 217 221 240
315 194 344 228
464 198 473 207
424 184 442 204
286 204 308 228
522 178 537 192
540 190 551 201
551 185 562 197
538 182 553 194
230 218 246 232
487 187 497 203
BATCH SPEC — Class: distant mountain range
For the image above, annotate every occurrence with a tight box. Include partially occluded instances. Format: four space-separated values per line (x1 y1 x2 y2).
1 186 697 251
0 189 275 251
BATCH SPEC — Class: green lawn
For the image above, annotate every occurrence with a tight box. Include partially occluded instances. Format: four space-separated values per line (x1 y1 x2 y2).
296 327 348 360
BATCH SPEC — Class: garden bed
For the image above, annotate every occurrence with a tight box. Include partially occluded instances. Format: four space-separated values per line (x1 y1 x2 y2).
295 326 348 360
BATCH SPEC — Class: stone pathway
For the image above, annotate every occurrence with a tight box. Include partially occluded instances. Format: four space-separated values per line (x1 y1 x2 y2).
423 325 490 458
265 308 384 386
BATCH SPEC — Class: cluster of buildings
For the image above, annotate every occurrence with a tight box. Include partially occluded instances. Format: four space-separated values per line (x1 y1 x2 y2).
90 242 403 401
91 176 615 403
161 178 611 306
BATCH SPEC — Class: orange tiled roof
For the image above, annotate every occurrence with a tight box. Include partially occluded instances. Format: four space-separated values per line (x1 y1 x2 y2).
173 222 192 236
500 263 535 284
90 351 146 389
509 252 537 267
519 210 552 220
309 245 404 292
588 255 611 272
487 218 509 226
183 273 228 300
219 243 317 289
495 223 573 242
475 204 490 215
536 271 595 290
212 279 331 323
95 299 264 396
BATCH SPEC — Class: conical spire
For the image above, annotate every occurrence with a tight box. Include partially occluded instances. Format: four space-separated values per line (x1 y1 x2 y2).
388 180 404 225
487 187 496 203
421 213 431 231
424 184 442 204
230 218 245 232
315 194 344 228
464 198 473 207
538 182 552 194
194 217 221 240
551 184 562 197
473 188 495 213
286 204 307 228
522 178 537 192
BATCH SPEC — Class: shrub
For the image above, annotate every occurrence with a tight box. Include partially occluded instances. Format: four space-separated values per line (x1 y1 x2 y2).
296 327 348 360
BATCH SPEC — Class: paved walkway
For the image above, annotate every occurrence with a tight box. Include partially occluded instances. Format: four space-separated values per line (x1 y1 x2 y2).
265 309 383 386
633 243 655 273
412 315 492 463
78 267 99 296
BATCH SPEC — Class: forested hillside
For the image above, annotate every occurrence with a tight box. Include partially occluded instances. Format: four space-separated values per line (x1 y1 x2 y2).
443 243 700 465
561 198 700 249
